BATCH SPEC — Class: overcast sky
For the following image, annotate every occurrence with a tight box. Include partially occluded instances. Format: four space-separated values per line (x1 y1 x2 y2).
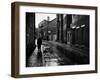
36 13 56 28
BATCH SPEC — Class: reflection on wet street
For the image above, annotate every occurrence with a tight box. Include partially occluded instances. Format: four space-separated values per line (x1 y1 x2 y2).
27 41 60 67
27 40 89 67
42 43 59 66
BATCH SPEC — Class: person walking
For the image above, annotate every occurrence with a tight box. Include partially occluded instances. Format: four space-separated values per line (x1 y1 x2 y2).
37 34 42 52
37 34 43 66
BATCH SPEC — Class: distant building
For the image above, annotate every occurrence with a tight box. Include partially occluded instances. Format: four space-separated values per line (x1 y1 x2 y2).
38 18 57 41
38 20 48 28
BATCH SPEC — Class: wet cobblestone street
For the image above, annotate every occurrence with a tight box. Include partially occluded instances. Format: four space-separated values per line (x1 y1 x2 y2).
27 40 89 67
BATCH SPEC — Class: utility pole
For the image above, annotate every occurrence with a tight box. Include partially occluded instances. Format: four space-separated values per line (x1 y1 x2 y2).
47 16 50 40
57 14 60 41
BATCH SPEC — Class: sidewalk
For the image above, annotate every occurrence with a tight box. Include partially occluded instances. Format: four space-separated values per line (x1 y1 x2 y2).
26 45 44 67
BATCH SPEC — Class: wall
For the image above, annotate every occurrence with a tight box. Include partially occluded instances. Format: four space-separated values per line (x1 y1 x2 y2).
0 0 100 80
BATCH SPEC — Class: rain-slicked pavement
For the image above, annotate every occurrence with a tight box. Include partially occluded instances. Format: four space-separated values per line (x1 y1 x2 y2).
27 40 89 67
27 41 61 67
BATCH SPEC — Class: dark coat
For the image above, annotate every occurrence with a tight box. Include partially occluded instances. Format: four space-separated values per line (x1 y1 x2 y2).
37 37 42 46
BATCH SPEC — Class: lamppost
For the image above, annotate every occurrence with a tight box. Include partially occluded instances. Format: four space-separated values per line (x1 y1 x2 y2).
48 31 51 40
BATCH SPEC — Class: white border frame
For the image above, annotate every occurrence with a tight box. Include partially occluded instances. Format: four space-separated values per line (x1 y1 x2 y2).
19 5 96 75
